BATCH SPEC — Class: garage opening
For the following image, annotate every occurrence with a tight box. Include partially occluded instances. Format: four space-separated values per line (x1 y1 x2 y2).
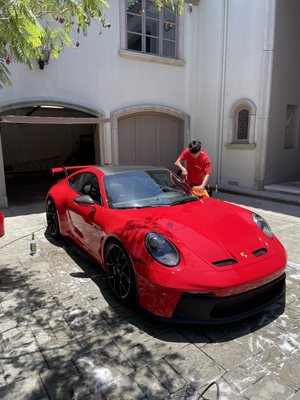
0 104 102 206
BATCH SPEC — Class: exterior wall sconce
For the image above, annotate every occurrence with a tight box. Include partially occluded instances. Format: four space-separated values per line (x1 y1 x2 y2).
185 0 200 8
38 48 50 70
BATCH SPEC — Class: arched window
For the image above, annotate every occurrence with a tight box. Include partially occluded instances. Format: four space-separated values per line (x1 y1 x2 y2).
227 99 256 146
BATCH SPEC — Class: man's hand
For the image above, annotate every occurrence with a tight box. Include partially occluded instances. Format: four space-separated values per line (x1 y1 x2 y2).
181 168 188 178
198 184 206 191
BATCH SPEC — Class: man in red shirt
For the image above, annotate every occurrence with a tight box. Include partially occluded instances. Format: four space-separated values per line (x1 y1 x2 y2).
175 139 211 191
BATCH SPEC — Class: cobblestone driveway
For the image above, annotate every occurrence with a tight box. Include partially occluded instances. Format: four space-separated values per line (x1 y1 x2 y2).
0 193 300 400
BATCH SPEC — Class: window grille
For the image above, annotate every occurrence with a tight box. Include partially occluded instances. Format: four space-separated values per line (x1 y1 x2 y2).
126 0 178 58
237 109 249 140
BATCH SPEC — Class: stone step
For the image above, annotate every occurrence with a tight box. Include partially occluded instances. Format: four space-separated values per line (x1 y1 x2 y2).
264 184 300 196
219 184 300 206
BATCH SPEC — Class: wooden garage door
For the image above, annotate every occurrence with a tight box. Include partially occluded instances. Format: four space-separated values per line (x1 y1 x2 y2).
118 113 183 171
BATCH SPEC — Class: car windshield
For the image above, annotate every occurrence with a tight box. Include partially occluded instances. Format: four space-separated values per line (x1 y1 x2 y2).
103 169 198 209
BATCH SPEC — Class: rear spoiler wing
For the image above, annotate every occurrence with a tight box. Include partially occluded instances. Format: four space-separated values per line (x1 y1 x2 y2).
51 166 90 177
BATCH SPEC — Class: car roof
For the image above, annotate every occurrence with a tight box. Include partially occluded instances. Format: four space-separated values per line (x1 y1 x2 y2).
95 165 167 176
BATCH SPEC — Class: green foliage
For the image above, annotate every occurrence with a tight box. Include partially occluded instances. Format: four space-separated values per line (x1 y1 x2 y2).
152 0 184 15
0 0 109 86
0 0 184 88
0 62 11 89
127 0 184 15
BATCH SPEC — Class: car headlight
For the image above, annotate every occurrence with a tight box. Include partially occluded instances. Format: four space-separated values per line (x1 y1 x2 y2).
252 213 273 239
145 233 179 267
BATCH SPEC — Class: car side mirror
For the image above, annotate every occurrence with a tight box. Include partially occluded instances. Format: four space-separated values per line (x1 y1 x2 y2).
74 195 95 206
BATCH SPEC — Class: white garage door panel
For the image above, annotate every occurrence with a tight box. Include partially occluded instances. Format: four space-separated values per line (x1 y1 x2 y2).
118 113 183 170
119 117 136 164
137 116 157 165
159 117 179 169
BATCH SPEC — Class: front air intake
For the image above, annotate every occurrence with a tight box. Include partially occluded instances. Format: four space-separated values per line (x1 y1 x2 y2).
252 248 268 257
212 258 238 267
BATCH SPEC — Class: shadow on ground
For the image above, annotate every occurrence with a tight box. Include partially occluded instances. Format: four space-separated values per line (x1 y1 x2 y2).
0 207 287 400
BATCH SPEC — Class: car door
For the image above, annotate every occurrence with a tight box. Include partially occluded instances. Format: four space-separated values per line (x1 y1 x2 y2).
67 172 104 258
78 173 106 261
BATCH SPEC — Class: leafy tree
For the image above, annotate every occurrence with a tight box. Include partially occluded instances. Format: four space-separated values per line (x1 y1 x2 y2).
0 0 184 88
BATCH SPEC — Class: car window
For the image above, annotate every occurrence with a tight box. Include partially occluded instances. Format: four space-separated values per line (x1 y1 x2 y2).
103 169 197 209
68 172 102 205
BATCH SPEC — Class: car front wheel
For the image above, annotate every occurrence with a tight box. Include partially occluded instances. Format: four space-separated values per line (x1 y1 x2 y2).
105 241 136 303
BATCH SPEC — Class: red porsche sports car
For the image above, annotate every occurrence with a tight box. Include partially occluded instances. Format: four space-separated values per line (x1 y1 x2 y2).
46 165 286 323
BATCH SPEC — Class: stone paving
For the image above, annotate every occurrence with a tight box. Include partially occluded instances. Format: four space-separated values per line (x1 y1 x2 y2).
0 193 300 400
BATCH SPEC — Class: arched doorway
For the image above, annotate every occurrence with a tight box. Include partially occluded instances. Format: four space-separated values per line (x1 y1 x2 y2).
0 101 106 207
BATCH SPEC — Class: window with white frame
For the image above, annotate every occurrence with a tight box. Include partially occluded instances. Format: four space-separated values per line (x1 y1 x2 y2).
126 0 178 58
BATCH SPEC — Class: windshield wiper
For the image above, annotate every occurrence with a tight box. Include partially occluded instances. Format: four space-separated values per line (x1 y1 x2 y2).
171 197 198 205
115 205 144 209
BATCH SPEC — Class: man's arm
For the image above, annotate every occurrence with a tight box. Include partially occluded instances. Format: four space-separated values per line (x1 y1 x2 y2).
175 157 188 179
198 155 211 190
199 174 210 190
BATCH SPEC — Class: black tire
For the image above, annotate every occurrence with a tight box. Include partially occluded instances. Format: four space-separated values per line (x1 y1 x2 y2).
105 241 136 303
46 198 61 238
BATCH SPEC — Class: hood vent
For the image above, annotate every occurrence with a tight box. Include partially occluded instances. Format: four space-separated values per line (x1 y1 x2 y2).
212 258 238 267
252 247 268 257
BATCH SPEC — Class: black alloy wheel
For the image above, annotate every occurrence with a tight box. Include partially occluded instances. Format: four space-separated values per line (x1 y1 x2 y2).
105 242 136 303
46 198 60 238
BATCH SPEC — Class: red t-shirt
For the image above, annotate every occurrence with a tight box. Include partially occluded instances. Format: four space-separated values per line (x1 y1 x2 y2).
179 148 211 186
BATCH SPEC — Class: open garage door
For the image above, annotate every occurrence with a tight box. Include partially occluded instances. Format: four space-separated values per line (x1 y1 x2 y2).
0 105 107 206
118 113 184 171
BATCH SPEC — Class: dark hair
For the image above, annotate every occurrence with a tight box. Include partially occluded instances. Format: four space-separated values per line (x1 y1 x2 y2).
188 139 202 154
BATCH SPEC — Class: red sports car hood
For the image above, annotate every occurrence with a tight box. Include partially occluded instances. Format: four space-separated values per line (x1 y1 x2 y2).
123 198 273 268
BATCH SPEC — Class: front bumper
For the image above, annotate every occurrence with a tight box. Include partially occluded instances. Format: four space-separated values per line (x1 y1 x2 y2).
170 273 286 324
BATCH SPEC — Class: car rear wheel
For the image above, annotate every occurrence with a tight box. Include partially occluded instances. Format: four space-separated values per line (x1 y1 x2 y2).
105 242 136 303
46 198 60 238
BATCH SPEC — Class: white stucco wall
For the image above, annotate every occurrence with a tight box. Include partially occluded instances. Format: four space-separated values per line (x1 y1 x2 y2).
191 0 224 185
220 0 272 190
265 0 300 184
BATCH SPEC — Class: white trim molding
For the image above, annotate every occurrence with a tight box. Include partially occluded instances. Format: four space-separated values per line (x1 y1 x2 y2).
0 98 106 118
118 49 185 67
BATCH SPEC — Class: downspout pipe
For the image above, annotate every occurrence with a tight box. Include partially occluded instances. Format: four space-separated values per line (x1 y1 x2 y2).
216 0 229 187
254 0 276 190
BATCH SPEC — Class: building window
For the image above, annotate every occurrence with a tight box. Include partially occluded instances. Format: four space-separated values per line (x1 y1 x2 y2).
126 0 178 58
284 105 299 149
226 99 257 148
237 109 249 140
